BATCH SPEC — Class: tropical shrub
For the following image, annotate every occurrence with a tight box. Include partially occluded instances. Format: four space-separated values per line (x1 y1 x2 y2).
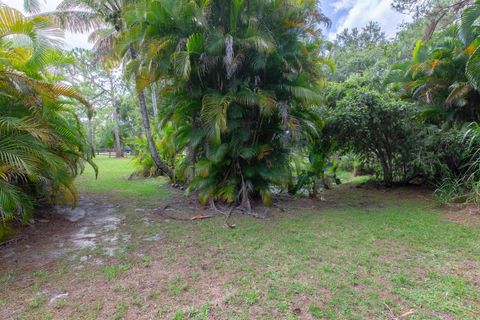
386 1 480 201
0 6 94 225
325 84 421 186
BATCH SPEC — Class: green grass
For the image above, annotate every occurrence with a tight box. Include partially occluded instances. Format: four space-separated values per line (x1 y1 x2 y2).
2 158 480 319
336 169 374 184
179 199 480 319
75 155 170 202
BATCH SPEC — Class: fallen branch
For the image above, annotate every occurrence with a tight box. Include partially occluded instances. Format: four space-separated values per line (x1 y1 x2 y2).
0 237 21 247
190 214 213 221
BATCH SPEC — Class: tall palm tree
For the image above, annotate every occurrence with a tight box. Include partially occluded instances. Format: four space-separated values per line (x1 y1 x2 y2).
33 0 173 177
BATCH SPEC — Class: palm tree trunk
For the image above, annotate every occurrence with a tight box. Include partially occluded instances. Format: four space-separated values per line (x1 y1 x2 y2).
129 45 173 179
108 75 123 158
137 89 173 178
151 83 158 119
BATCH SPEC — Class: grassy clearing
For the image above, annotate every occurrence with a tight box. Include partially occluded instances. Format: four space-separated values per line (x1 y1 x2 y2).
75 155 170 202
1 158 479 319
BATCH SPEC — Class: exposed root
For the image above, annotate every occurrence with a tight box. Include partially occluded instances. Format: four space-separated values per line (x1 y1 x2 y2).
235 205 267 219
223 205 236 226
0 237 21 247
210 198 226 215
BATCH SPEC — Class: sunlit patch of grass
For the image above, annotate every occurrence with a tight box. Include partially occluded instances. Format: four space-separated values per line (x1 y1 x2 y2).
75 155 171 203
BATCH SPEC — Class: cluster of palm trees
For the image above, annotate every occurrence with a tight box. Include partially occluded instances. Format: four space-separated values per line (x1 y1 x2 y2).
0 5 95 223
31 0 331 211
0 0 333 220
126 0 331 209
388 1 480 123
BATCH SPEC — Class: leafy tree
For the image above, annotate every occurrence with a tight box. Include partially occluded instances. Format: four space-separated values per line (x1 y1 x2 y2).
35 0 174 177
336 22 386 48
331 22 388 82
63 49 136 156
0 6 94 224
392 0 473 40
326 81 420 186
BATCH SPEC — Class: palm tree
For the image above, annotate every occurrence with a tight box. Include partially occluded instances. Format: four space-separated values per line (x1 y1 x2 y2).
33 0 173 177
124 0 332 211
387 25 480 123
0 5 94 223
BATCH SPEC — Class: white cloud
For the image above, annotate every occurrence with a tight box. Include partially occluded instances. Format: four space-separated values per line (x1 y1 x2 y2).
2 0 92 49
329 0 411 39
331 0 355 13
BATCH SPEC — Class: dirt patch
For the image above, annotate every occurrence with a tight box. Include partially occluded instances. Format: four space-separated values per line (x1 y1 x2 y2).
0 195 125 274
442 204 480 226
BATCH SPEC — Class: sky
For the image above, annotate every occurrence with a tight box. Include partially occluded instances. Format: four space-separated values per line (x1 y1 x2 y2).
321 0 412 40
3 0 91 49
3 0 411 48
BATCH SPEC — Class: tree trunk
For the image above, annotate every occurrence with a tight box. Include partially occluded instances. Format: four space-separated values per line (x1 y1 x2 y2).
129 45 173 179
380 157 393 187
137 89 173 178
87 116 94 154
151 83 158 120
112 106 123 158
108 75 123 158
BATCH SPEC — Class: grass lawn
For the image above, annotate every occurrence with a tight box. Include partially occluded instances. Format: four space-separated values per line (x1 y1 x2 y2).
1 157 479 319
75 156 171 202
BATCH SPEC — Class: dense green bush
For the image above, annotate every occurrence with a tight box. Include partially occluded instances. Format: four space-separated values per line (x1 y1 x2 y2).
325 78 477 194
326 85 421 186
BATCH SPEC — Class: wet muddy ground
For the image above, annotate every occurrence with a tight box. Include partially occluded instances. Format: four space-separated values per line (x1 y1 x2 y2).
0 196 128 273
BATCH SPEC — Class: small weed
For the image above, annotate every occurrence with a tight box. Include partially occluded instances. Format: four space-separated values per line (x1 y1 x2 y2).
309 304 323 319
31 270 48 292
267 283 280 300
53 298 68 309
140 255 152 267
27 294 47 309
148 290 160 300
0 272 13 285
130 291 143 308
191 272 200 281
102 263 132 281
168 276 189 296
243 290 259 305
113 301 129 320
72 303 86 312
113 283 130 292
171 311 185 320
